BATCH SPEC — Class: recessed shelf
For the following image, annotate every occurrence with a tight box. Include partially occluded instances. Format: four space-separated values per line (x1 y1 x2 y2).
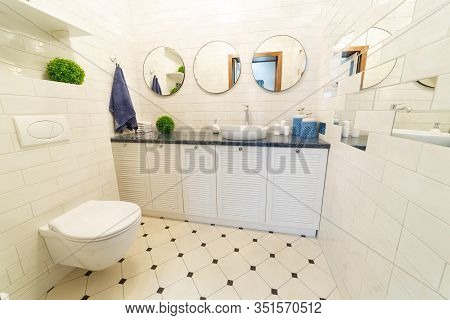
166 72 185 79
1 0 91 37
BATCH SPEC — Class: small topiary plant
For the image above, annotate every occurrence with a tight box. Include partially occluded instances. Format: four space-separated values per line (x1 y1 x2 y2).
177 65 185 74
46 58 85 85
156 115 175 134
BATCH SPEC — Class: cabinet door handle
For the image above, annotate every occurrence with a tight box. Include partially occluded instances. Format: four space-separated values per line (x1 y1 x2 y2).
238 147 243 151
194 145 198 150
296 149 300 153
159 144 163 148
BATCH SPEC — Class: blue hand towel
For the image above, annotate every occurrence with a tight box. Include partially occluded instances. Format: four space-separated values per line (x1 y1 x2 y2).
151 75 162 95
109 65 138 133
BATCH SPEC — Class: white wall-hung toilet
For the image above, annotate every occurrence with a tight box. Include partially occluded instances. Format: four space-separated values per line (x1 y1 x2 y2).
39 200 141 271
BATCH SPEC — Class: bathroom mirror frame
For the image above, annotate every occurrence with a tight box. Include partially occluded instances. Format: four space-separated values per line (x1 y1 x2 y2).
142 46 186 97
193 40 242 94
251 34 308 93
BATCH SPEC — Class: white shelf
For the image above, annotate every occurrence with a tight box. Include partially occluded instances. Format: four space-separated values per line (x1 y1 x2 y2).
1 0 91 37
166 72 185 79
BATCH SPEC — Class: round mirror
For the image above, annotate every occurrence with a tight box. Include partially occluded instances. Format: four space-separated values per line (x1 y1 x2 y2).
337 28 395 89
252 35 307 92
143 47 185 96
193 41 241 94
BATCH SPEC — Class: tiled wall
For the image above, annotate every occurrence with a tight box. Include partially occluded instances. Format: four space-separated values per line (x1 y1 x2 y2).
318 0 450 299
0 0 140 299
128 0 329 129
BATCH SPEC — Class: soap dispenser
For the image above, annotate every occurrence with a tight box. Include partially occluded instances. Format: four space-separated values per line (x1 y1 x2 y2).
212 119 221 134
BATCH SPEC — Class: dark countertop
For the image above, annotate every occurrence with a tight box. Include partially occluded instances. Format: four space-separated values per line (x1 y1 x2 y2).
111 132 330 149
340 136 368 151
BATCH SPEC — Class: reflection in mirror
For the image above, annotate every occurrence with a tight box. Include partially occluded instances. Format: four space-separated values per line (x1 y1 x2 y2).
252 35 306 92
337 28 395 90
417 77 437 88
193 41 241 94
143 47 185 96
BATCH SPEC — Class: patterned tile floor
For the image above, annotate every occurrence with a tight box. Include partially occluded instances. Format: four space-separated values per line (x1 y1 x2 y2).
45 217 340 300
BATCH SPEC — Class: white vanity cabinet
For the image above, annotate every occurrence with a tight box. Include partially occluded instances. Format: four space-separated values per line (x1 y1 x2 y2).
180 144 217 217
112 142 152 211
266 148 328 231
146 143 184 214
216 145 268 223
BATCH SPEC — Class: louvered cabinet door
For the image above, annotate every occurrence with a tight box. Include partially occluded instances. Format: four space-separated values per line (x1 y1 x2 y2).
266 148 328 230
180 144 217 217
146 143 183 214
112 142 152 210
216 146 268 223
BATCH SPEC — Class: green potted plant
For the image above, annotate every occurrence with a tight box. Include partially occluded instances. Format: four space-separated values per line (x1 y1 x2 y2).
156 115 175 134
46 57 85 85
177 65 185 74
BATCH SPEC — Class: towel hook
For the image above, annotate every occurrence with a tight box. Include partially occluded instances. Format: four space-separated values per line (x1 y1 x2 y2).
110 55 119 66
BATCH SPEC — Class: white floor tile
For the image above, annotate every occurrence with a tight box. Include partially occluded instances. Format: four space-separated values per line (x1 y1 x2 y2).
226 230 252 248
156 257 188 288
257 259 291 289
175 233 202 253
276 233 300 244
122 251 153 279
183 247 213 272
216 225 238 235
147 229 171 248
151 242 179 265
189 222 209 231
276 247 309 273
164 219 183 227
86 263 122 296
240 242 269 266
169 222 192 239
298 265 336 298
143 218 166 234
245 229 268 239
196 225 221 243
206 238 234 259
47 276 87 300
314 254 332 275
266 294 280 300
208 286 240 299
123 270 159 300
162 278 200 300
292 238 322 259
327 288 341 300
146 293 162 300
56 268 86 285
89 284 123 300
218 253 250 280
258 234 286 253
278 279 318 300
233 271 271 299
193 264 227 297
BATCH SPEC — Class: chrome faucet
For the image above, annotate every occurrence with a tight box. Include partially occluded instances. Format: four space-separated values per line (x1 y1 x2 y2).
243 105 250 125
391 103 412 112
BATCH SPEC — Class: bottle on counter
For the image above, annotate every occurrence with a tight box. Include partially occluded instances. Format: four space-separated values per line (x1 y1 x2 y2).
212 119 221 134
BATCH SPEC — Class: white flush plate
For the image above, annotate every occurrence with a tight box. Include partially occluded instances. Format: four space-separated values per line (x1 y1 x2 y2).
14 115 70 147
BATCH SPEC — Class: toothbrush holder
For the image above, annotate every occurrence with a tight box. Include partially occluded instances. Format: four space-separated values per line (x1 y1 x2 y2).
300 121 318 139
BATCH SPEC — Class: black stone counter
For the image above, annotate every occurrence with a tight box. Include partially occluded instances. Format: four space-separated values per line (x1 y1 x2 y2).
340 136 368 151
111 132 330 149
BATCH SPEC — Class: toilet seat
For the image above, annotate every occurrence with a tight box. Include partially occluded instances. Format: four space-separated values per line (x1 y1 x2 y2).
49 200 141 242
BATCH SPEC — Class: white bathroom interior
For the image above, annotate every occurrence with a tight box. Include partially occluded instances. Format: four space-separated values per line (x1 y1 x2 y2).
0 0 449 301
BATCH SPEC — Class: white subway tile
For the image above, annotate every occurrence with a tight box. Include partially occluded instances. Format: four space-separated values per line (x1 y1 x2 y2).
359 173 407 223
0 171 24 194
404 203 450 262
0 269 10 290
0 247 20 270
66 99 107 114
431 74 450 110
33 79 86 99
57 164 99 189
383 162 450 225
0 135 15 155
367 133 423 171
387 266 443 299
0 148 51 175
349 146 385 181
0 179 58 215
0 116 15 134
1 95 67 114
402 37 450 82
417 143 450 186
6 263 24 283
354 111 396 135
395 230 446 290
440 264 450 299
0 76 35 95
22 158 79 185
0 205 34 234
16 234 46 260
49 141 95 161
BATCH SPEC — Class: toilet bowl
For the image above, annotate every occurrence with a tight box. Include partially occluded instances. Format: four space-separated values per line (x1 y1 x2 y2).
39 200 141 271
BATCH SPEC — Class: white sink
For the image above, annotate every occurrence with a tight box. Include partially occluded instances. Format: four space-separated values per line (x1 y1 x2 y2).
392 129 450 147
221 125 268 140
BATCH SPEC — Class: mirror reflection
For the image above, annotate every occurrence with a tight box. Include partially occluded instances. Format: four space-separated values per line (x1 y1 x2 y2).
143 47 185 96
193 41 241 94
336 28 395 90
252 35 306 92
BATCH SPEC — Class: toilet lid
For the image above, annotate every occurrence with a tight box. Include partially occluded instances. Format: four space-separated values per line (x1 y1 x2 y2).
49 200 141 241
